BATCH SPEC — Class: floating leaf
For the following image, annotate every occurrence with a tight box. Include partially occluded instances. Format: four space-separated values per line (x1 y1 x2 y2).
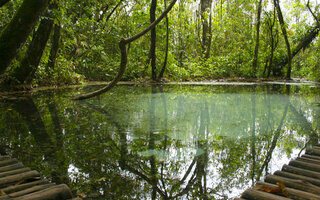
254 185 279 193
277 181 289 198
96 177 106 182
77 193 87 198
0 190 6 196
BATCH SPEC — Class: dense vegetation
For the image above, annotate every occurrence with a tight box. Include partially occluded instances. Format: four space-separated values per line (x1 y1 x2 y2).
0 0 319 88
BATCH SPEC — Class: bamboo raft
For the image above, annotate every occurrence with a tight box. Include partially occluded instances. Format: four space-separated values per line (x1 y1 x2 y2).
236 145 320 200
0 155 73 200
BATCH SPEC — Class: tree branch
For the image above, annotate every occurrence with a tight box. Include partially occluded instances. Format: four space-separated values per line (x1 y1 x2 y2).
73 0 177 100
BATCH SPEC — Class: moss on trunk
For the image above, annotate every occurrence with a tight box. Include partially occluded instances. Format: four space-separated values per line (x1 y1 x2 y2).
0 0 49 74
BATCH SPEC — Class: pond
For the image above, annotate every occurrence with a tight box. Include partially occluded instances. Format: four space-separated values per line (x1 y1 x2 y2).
0 83 320 199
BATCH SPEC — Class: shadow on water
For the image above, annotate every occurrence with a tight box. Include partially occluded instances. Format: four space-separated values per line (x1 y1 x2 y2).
0 84 320 199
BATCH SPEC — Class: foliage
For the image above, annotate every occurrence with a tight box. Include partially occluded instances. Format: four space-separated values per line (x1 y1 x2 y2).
0 0 319 86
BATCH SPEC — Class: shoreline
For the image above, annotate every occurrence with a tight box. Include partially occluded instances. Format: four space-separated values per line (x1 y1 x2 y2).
1 78 319 96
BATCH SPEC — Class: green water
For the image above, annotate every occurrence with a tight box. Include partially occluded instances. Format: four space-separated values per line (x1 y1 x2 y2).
0 83 319 199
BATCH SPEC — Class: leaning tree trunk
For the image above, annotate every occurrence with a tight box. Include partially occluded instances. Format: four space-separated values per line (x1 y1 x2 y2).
274 24 319 70
73 0 178 100
9 15 53 84
274 0 292 79
252 0 263 77
0 0 49 75
150 0 157 81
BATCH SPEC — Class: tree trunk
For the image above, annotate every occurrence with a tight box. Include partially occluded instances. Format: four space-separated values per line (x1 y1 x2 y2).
10 16 53 84
274 25 319 71
150 0 157 81
200 0 212 59
0 0 49 75
274 0 292 79
73 0 178 100
47 23 61 71
158 0 169 80
252 0 263 77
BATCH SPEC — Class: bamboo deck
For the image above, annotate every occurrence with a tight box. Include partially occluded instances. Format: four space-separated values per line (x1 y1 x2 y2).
0 155 73 200
237 145 320 200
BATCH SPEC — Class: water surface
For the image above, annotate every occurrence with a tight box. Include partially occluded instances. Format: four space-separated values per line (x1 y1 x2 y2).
0 84 319 199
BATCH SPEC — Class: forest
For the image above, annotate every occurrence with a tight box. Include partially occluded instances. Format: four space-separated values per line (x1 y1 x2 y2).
0 0 319 91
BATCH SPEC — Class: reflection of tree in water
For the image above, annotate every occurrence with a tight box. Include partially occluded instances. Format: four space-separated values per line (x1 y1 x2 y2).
74 84 320 199
1 95 69 185
80 85 214 199
1 85 319 199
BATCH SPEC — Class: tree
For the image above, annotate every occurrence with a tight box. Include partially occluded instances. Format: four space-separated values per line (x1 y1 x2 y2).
274 0 292 79
200 0 213 59
0 0 49 74
9 13 54 84
252 0 263 77
150 0 157 81
47 23 62 71
73 0 178 100
158 0 170 80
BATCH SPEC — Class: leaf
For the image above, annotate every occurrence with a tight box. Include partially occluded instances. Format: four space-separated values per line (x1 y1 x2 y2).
254 185 279 193
77 193 87 198
277 181 289 198
0 190 6 196
96 177 106 182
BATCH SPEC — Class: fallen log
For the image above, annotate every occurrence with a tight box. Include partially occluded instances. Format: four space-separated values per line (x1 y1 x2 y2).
256 181 320 200
265 174 320 195
282 164 320 179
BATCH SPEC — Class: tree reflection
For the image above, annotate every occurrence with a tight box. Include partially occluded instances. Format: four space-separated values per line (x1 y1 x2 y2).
2 95 69 185
0 84 319 199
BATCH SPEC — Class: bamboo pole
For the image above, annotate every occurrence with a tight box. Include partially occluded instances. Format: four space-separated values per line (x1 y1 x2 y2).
282 164 320 179
2 179 48 194
0 159 18 167
0 183 55 199
306 148 320 156
265 174 320 195
0 163 24 173
302 154 320 161
12 184 72 200
289 160 320 173
241 188 291 200
274 170 320 187
256 181 320 200
0 168 31 178
0 156 10 161
297 157 320 165
0 170 40 187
